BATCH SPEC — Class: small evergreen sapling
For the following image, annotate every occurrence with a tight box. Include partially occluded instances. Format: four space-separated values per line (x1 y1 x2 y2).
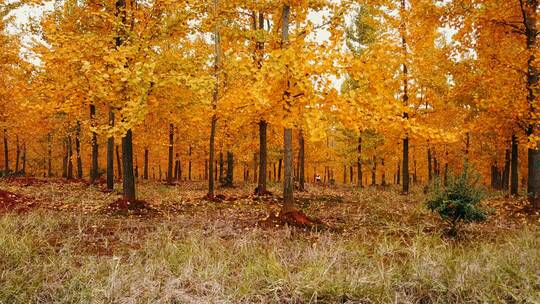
426 167 487 236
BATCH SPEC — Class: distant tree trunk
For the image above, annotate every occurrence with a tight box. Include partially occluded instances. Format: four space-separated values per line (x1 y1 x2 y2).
397 161 401 185
357 136 362 188
371 155 376 186
278 158 282 181
257 120 268 194
143 148 149 180
219 152 224 183
298 130 305 191
400 0 410 194
15 135 19 173
503 148 510 191
225 151 234 186
427 146 433 183
343 165 347 184
3 128 8 175
381 158 386 186
21 143 26 175
283 127 294 212
205 159 209 180
511 134 518 195
76 122 83 179
62 138 68 178
178 159 182 181
107 111 114 190
188 146 192 181
47 133 52 177
122 130 136 201
349 165 353 184
115 145 122 179
167 124 174 184
90 104 99 183
253 152 258 183
67 135 73 180
174 156 179 181
208 0 221 198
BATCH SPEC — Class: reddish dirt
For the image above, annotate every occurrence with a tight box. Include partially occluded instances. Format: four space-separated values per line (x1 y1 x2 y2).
259 209 326 229
105 198 156 216
0 189 37 214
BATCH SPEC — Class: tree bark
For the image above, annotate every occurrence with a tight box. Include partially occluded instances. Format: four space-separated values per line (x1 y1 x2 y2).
90 104 99 183
511 134 519 195
278 158 282 181
143 148 149 180
503 148 510 191
219 152 224 183
225 151 234 187
15 135 19 173
3 128 8 175
107 111 114 190
371 155 376 186
122 130 136 201
298 130 305 191
116 144 122 179
357 136 362 188
67 135 73 180
428 146 433 183
257 120 268 194
76 122 83 179
21 142 26 175
188 146 192 181
47 133 52 177
167 123 174 184
400 0 410 194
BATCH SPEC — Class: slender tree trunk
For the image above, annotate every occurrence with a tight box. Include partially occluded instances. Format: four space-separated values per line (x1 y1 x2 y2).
225 151 234 187
62 138 67 178
357 136 362 188
90 105 99 183
122 130 136 201
76 122 83 179
208 0 221 198
298 130 305 191
47 133 52 177
397 161 401 185
428 146 433 183
188 146 192 181
107 111 114 190
400 0 410 194
511 134 519 195
381 158 386 186
503 148 510 191
257 120 268 194
115 145 122 179
278 158 282 181
3 128 8 175
349 165 353 184
21 143 26 175
15 135 19 173
143 148 149 180
372 155 377 186
219 152 224 184
167 124 174 184
67 135 73 179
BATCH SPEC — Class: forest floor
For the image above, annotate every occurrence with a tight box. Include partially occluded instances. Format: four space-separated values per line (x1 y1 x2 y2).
0 177 539 303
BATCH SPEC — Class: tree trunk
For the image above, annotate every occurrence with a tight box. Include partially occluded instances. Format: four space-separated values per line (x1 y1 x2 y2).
122 129 136 201
21 142 26 175
298 130 305 191
511 134 518 195
381 158 386 186
15 135 19 173
283 127 294 212
397 161 401 185
371 155 376 186
521 0 540 207
143 148 149 180
427 146 433 183
67 135 73 179
47 133 52 177
107 111 114 190
167 123 174 184
188 146 192 181
90 104 99 183
357 135 362 188
349 165 353 184
219 152 224 183
225 151 234 187
278 158 282 181
503 148 510 191
402 138 409 193
76 122 83 179
3 128 8 175
257 120 268 194
116 144 122 179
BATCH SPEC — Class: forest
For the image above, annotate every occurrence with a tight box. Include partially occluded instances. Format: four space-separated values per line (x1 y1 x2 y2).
0 0 539 303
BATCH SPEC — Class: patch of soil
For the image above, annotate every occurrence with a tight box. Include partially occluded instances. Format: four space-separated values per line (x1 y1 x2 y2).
0 189 37 214
104 198 157 216
5 177 48 187
259 209 326 230
254 187 273 196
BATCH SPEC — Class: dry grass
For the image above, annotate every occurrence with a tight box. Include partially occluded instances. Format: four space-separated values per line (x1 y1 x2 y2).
0 179 539 303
